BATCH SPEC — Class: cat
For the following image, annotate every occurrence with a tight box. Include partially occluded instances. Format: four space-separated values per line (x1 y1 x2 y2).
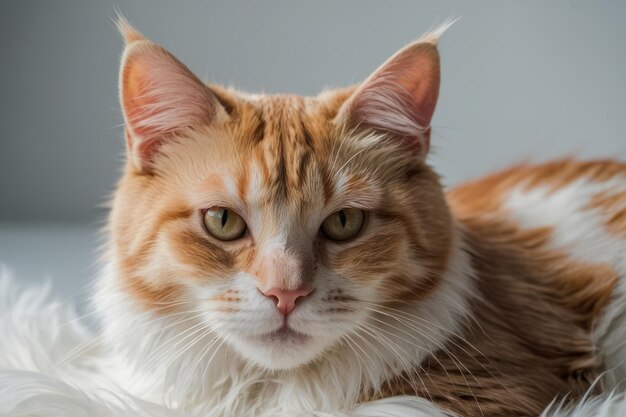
2 17 625 417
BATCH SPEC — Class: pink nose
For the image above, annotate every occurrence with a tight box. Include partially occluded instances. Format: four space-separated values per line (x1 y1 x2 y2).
260 286 313 316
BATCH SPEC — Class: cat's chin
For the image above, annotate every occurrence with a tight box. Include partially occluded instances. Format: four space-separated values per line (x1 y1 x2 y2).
230 326 330 370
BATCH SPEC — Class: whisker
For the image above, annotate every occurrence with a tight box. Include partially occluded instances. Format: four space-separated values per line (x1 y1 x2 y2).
353 323 432 402
363 314 458 394
140 320 213 372
362 304 490 416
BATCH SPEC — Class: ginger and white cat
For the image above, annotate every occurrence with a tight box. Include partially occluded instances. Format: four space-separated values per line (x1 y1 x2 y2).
2 19 626 417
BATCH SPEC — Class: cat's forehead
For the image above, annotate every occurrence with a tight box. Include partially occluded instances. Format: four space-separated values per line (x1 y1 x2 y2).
222 91 349 205
250 96 321 196
173 88 380 223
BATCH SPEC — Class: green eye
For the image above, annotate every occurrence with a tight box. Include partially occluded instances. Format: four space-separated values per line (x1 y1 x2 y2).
203 208 247 241
321 209 365 241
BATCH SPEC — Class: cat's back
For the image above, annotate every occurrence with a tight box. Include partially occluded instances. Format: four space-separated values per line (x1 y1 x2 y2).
448 158 625 277
448 158 626 385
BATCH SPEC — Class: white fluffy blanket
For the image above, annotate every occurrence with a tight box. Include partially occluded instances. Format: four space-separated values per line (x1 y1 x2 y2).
1 269 625 417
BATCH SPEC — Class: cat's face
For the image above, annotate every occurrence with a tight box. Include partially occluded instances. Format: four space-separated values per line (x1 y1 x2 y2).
107 22 452 370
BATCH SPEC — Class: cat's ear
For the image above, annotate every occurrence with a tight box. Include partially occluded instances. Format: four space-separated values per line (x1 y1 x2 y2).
118 19 227 171
336 31 443 160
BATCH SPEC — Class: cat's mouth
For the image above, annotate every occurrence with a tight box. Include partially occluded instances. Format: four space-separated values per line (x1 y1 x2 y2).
253 323 310 344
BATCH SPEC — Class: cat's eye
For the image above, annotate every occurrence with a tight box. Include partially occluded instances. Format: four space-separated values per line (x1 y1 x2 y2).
320 209 365 241
203 207 247 241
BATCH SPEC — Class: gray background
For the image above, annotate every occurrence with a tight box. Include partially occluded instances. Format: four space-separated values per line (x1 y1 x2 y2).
1 1 625 300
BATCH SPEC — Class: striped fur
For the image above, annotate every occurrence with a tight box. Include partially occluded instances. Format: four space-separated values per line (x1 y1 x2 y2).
3 18 626 417
97 20 626 416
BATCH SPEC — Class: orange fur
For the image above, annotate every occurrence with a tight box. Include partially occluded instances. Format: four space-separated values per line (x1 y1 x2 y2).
587 189 626 236
107 22 626 416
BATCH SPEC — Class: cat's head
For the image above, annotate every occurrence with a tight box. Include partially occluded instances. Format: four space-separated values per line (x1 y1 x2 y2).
104 20 453 371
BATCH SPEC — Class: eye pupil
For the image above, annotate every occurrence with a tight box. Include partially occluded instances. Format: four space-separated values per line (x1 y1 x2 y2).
203 207 247 241
338 210 346 227
221 209 228 227
320 208 365 241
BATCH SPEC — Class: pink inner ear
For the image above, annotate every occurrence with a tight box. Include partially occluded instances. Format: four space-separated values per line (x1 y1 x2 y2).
346 42 440 152
121 42 217 166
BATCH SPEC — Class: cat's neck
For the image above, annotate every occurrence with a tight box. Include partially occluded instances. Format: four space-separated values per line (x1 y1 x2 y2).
94 223 475 414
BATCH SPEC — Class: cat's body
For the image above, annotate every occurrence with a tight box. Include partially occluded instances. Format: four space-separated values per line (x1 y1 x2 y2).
2 20 625 417
388 160 626 416
96 157 626 417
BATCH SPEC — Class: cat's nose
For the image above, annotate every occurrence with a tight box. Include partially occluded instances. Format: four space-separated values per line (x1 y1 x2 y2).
260 286 313 316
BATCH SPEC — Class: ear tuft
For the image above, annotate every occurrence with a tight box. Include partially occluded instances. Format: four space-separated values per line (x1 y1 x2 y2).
416 18 458 45
115 14 146 45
